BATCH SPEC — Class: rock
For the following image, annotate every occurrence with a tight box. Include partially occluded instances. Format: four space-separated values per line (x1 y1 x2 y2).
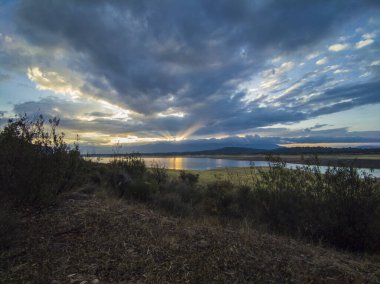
92 279 100 284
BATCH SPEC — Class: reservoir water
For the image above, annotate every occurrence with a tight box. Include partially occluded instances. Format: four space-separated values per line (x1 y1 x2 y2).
86 156 380 178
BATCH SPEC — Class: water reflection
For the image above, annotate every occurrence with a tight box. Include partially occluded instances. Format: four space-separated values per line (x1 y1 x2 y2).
84 156 380 177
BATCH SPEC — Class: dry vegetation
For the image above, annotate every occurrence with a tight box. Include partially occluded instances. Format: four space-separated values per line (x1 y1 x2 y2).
1 194 380 283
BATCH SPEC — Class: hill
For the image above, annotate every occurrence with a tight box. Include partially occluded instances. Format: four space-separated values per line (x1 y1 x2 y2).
2 194 379 283
139 146 380 156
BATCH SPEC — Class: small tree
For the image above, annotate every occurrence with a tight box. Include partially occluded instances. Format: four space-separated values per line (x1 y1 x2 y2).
0 114 81 205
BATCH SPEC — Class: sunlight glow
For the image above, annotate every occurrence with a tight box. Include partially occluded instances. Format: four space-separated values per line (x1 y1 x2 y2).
280 143 380 148
27 67 82 99
110 136 166 144
175 122 204 141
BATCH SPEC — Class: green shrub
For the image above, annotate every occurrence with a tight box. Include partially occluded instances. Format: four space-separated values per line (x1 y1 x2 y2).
319 166 380 251
108 170 133 198
153 191 192 216
110 153 146 179
160 179 204 205
149 162 168 185
251 158 380 252
236 185 254 216
204 180 235 215
0 115 82 205
179 170 199 186
125 180 157 201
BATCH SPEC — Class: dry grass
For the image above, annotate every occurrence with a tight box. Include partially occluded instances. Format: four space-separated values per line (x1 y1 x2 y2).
1 192 379 283
195 154 380 169
168 167 260 186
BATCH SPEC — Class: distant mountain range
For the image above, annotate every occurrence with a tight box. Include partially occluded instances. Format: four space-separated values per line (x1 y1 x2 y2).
85 146 380 157
145 146 380 156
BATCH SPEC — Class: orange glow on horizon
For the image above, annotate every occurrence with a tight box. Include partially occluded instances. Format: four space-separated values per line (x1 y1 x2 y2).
280 142 380 148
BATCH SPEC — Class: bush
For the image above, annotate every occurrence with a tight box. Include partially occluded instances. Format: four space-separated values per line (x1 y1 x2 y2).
153 191 192 216
203 180 235 215
0 115 82 205
149 162 168 185
320 166 380 251
125 180 157 201
110 153 146 179
179 171 199 186
251 158 380 252
236 185 254 216
0 204 17 249
108 170 133 198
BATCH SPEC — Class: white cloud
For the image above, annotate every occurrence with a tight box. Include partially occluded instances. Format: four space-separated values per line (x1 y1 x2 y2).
306 52 319 60
328 43 349 52
27 67 82 99
333 69 349 74
316 57 328 65
355 33 375 49
370 60 380 66
271 56 282 63
355 38 374 49
277 61 295 73
363 33 376 40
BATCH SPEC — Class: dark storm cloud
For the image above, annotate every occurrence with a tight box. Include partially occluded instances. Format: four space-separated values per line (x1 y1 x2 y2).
14 1 376 102
85 112 113 118
310 81 380 116
5 0 379 139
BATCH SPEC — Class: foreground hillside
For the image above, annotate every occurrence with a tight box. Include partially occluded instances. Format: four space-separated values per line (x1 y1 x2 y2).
1 192 379 283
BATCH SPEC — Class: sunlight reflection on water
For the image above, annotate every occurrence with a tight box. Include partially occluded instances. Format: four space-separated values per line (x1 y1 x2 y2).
85 156 380 177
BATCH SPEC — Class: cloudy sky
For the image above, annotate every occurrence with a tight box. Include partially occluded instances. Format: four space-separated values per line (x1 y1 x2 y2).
1 0 380 153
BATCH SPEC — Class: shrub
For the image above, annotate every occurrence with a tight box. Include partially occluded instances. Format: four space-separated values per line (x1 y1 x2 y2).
153 191 192 216
203 180 235 215
149 162 168 185
320 166 380 251
251 158 380 252
110 153 146 179
236 185 254 216
0 115 81 205
0 204 17 249
179 170 199 186
108 170 133 198
129 180 158 201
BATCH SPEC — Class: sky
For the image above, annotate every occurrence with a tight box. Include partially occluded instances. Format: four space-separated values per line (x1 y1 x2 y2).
0 0 380 153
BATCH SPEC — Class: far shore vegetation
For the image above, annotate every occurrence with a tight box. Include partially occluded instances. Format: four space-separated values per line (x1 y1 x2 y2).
1 115 379 256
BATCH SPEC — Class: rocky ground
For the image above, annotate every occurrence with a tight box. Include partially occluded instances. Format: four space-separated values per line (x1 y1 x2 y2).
1 192 380 283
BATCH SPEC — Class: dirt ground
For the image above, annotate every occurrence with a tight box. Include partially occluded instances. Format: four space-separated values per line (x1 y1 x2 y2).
1 192 380 283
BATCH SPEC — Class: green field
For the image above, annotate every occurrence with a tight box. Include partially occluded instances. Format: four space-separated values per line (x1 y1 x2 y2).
168 167 263 186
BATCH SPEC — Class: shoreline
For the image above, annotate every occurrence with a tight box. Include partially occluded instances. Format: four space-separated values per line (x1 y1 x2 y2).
140 154 380 169
85 154 380 169
189 155 380 169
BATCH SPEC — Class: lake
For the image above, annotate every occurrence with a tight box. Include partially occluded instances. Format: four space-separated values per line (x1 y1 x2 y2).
86 156 380 178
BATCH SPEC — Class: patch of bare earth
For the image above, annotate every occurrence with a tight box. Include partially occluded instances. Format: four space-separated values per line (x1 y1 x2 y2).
1 193 379 283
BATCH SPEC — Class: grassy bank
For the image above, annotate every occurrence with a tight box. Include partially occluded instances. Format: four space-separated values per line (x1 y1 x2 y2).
191 154 380 168
168 167 261 186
